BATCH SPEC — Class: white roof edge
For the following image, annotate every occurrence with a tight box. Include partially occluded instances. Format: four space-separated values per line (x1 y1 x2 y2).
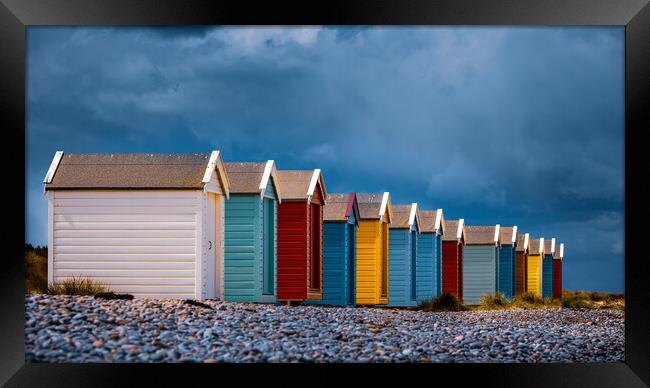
202 151 220 183
43 151 64 184
551 238 556 253
306 168 320 203
457 218 464 239
434 209 442 233
524 233 530 250
408 203 417 227
539 237 545 254
202 150 230 198
494 224 500 244
379 192 389 217
512 226 518 243
259 160 274 200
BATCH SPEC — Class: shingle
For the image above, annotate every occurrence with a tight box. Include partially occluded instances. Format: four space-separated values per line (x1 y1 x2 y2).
223 162 266 194
278 170 314 200
465 225 498 245
45 153 211 190
390 204 412 229
499 226 516 245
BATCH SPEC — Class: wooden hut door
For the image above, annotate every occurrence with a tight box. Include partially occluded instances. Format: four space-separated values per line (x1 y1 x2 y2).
380 222 389 298
262 198 275 295
205 193 217 299
309 203 321 291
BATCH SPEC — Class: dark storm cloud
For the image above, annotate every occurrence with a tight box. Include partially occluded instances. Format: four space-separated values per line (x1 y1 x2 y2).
26 26 624 291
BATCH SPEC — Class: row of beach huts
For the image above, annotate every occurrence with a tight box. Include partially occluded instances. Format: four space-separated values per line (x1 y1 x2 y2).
42 150 565 306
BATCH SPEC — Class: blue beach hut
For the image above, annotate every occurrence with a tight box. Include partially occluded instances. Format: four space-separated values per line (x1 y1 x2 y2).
223 161 281 303
388 203 420 307
307 193 360 306
416 209 444 301
497 226 518 300
542 238 556 298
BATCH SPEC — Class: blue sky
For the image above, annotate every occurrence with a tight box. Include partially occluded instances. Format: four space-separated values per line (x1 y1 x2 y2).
25 26 624 292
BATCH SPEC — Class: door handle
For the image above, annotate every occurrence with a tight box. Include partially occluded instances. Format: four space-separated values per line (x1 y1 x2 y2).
208 241 212 250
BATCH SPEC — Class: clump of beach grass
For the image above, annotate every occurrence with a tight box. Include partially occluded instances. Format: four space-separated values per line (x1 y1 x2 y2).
47 275 110 296
416 292 469 312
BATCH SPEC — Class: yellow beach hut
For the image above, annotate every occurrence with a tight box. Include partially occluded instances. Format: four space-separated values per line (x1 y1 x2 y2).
527 238 545 297
355 192 392 305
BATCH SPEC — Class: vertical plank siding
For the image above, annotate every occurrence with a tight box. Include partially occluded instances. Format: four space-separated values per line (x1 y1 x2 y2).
498 245 515 299
542 254 554 298
463 245 497 305
51 190 203 299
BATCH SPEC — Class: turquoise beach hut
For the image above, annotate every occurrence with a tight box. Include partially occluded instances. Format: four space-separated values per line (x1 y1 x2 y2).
416 208 444 301
388 203 420 307
223 161 281 303
307 193 360 306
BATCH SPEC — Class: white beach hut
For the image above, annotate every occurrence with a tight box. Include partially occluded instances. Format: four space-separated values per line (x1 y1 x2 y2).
43 151 230 300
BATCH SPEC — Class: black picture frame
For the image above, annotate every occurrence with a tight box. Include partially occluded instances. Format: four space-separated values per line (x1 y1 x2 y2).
1 0 648 386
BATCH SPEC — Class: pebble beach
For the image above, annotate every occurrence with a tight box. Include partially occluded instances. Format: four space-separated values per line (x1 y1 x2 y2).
25 294 625 363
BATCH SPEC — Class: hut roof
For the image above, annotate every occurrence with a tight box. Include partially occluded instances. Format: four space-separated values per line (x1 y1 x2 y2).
499 226 518 245
323 193 360 224
529 238 545 255
544 238 556 254
516 233 530 252
44 151 230 196
390 204 420 230
554 243 565 259
224 161 281 202
419 209 444 234
278 169 327 202
442 219 465 242
357 192 392 223
465 225 500 245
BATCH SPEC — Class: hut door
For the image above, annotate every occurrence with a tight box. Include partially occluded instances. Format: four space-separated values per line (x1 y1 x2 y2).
410 231 417 301
262 198 275 295
380 222 389 298
348 223 355 305
205 193 217 299
309 203 321 291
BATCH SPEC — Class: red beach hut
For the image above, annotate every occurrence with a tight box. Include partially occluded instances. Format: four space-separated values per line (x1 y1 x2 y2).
441 218 465 301
553 243 565 299
276 169 327 302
